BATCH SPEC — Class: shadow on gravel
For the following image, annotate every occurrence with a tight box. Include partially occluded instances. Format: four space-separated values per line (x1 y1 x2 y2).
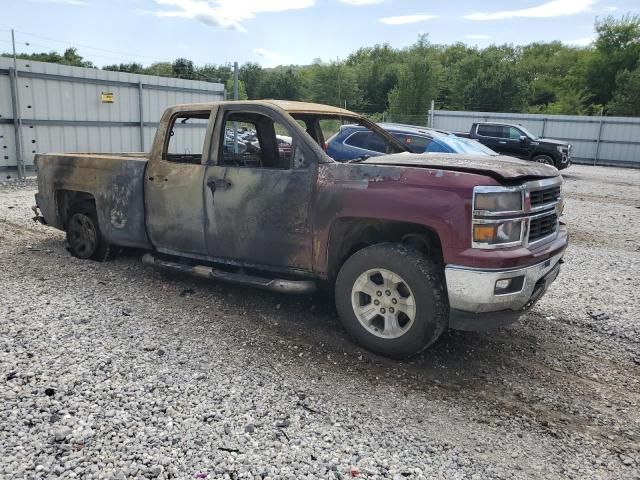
22 239 544 390
139 257 531 390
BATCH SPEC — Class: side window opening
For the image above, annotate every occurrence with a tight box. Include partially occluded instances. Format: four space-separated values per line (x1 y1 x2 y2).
220 112 293 169
164 112 209 164
344 131 374 150
392 133 432 153
509 127 522 139
477 124 502 138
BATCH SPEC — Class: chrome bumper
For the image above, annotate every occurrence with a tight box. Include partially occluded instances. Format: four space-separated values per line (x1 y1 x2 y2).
445 252 563 316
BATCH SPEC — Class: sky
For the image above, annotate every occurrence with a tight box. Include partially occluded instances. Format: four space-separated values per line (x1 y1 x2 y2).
1 0 639 68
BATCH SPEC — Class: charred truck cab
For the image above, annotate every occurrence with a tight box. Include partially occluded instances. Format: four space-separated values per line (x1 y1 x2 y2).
34 101 568 359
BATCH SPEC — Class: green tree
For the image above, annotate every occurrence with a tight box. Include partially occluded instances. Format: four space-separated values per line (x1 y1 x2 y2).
306 60 362 109
387 57 437 124
462 64 528 112
225 77 248 100
239 62 264 99
346 44 401 112
172 58 195 79
608 67 640 115
197 63 233 83
103 62 144 73
259 68 305 100
1 47 94 68
586 14 640 106
145 62 173 77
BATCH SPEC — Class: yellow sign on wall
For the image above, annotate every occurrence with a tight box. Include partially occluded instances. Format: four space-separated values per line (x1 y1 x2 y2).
101 92 114 103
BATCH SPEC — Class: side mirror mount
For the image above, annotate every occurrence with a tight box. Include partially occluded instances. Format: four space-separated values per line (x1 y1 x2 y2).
519 135 529 145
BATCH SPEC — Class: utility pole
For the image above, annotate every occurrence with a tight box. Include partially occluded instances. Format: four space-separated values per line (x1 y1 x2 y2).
10 29 24 180
336 56 341 108
428 99 435 128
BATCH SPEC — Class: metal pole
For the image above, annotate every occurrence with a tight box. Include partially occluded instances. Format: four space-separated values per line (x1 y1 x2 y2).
9 68 24 180
232 61 238 154
11 29 24 179
137 81 145 151
429 99 435 128
541 118 547 137
337 57 341 108
593 107 604 166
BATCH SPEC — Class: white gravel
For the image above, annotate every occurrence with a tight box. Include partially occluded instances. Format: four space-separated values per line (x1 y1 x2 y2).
1 165 639 479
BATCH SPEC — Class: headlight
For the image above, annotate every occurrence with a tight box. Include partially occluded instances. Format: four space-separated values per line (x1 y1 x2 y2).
473 220 523 246
472 187 525 249
473 191 522 213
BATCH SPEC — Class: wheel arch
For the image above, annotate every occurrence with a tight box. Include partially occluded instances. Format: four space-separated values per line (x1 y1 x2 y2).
56 189 97 228
326 217 444 282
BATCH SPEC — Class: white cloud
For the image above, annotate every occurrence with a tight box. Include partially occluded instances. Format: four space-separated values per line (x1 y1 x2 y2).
379 14 439 25
152 0 314 32
28 0 88 5
602 5 618 11
254 47 289 67
565 37 594 46
340 0 383 4
465 34 490 39
464 0 594 21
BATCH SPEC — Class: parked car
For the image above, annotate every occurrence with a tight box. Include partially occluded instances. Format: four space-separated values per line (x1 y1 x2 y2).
33 101 567 359
326 123 497 161
455 122 572 169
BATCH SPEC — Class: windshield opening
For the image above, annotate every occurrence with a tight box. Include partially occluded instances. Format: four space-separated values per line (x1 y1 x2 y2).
290 113 407 162
517 125 538 140
432 135 499 156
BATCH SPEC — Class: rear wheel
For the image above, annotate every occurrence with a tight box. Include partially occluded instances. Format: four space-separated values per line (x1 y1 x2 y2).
533 154 555 167
335 243 448 359
66 209 112 261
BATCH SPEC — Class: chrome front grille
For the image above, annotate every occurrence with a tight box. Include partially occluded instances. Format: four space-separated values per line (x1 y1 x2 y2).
530 186 561 209
529 212 558 242
525 179 562 245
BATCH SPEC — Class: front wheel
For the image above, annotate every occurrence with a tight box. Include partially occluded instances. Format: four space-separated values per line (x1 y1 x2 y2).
533 154 556 167
335 243 448 359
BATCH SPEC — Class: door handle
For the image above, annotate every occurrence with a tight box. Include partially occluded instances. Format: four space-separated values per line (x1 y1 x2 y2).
207 178 232 191
499 141 507 144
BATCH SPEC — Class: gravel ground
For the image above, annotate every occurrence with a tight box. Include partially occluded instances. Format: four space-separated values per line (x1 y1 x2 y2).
1 164 639 480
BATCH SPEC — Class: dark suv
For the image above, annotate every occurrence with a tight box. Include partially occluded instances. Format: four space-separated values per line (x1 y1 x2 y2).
456 122 572 170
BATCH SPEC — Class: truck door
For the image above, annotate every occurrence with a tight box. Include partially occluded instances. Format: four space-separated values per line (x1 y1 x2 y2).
502 126 528 158
144 109 212 257
475 124 504 152
203 105 316 271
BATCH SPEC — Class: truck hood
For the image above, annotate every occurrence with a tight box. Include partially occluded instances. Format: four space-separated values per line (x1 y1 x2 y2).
361 153 559 181
535 137 570 147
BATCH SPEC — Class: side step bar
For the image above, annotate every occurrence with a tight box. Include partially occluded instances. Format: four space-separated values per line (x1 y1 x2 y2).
142 253 316 295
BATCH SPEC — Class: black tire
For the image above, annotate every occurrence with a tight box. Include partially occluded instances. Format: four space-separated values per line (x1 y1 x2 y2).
335 243 448 359
532 154 556 167
66 208 112 261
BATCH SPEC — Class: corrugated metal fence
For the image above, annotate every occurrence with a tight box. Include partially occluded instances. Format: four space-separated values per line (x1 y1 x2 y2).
0 58 224 175
429 109 640 168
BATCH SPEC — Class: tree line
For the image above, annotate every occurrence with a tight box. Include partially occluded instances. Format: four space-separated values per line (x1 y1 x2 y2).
4 14 640 119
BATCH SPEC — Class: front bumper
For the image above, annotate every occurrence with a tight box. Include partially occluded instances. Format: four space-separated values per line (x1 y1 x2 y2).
445 252 564 330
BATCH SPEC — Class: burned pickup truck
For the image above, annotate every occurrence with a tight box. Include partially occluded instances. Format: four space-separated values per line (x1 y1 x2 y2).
33 101 568 358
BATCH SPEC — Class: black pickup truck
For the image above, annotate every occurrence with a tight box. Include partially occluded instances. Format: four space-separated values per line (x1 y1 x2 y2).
456 122 571 170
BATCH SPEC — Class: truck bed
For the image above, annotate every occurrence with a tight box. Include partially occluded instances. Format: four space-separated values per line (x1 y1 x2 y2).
35 153 151 249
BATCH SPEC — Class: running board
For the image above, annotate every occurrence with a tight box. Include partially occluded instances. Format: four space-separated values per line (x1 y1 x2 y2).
142 253 316 294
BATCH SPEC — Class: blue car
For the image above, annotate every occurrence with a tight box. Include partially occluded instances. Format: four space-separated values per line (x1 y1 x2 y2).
325 122 497 162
